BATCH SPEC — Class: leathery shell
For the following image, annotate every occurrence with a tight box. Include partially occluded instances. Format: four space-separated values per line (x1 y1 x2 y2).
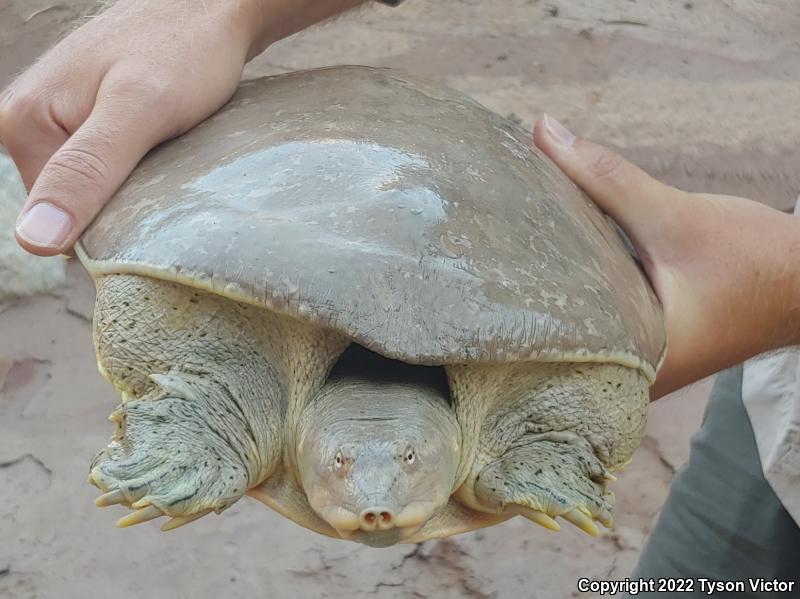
78 66 665 380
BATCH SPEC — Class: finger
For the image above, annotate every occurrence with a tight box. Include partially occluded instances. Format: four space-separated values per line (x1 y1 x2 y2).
14 86 171 256
532 115 687 247
0 88 70 190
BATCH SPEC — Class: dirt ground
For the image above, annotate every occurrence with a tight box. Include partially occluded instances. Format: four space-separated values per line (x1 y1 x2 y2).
1 1 798 598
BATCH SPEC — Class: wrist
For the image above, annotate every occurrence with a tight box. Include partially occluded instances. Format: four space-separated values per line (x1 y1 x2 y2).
720 201 800 360
242 0 371 60
726 200 800 356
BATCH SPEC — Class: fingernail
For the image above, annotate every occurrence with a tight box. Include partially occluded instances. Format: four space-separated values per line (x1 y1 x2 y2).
16 202 73 248
543 114 576 147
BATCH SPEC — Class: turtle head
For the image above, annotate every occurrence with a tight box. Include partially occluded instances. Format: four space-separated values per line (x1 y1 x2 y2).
297 352 461 547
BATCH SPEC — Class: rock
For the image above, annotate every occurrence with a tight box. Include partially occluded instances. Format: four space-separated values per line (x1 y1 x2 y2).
0 153 66 302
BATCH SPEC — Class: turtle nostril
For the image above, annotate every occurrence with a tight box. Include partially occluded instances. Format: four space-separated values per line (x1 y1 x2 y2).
359 507 396 530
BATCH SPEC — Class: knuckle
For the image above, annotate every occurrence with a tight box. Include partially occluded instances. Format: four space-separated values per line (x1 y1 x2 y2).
0 88 42 135
0 84 66 154
590 146 626 182
47 146 110 188
1 87 38 117
1 53 72 136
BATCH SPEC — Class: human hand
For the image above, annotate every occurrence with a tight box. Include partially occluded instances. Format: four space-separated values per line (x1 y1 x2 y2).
533 116 800 399
1 0 367 256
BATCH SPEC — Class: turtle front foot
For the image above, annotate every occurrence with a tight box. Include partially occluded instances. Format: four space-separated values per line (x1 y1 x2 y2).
472 431 615 536
88 372 258 531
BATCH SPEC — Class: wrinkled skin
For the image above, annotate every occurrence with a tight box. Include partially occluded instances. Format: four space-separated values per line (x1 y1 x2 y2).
87 274 644 545
296 347 461 547
81 68 664 545
87 275 469 543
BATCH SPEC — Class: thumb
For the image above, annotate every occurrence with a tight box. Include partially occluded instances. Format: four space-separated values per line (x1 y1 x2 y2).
14 93 168 256
532 115 687 250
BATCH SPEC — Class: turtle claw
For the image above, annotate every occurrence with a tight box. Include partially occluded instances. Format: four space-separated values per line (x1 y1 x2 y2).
513 507 561 532
597 508 614 529
562 508 600 537
117 505 164 528
89 389 251 531
473 434 616 539
95 489 125 507
161 510 212 532
94 483 213 532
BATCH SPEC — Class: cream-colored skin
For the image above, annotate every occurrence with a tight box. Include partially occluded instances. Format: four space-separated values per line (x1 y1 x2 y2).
89 273 646 542
295 350 462 547
89 274 347 529
448 361 646 535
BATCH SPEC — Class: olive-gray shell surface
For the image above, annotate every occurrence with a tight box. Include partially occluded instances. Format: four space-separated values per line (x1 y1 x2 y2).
77 66 665 379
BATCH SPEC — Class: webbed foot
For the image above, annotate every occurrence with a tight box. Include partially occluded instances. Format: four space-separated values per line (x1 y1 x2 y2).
88 372 261 531
473 431 615 536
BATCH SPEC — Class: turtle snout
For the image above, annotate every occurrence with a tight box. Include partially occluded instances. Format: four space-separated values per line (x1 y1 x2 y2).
359 507 396 531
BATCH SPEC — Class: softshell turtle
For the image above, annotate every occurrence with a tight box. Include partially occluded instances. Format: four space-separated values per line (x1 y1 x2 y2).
77 66 665 547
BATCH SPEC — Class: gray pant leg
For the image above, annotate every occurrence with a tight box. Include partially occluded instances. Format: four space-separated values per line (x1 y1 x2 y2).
628 366 800 598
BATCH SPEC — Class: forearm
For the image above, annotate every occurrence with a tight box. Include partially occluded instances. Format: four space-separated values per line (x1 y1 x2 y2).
245 0 373 59
652 197 800 399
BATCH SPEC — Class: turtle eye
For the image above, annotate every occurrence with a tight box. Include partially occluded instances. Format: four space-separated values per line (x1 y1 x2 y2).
334 451 344 469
